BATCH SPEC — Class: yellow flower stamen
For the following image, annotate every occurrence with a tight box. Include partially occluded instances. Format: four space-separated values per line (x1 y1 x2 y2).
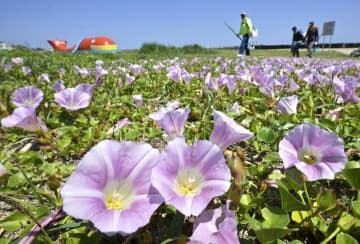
103 180 134 210
176 169 203 196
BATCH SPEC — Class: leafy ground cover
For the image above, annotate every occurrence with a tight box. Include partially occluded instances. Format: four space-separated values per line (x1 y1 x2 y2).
0 47 359 243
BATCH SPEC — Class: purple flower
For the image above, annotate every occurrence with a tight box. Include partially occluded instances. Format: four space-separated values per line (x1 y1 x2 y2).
129 64 145 76
333 76 359 103
149 107 190 139
259 84 275 98
107 118 132 135
75 83 96 96
325 107 343 121
1 107 48 133
279 123 347 181
96 66 108 79
288 79 300 92
40 73 50 83
277 95 298 115
61 140 163 235
95 60 104 66
189 201 239 244
22 66 32 75
75 66 91 78
125 74 135 84
52 80 66 92
228 102 240 114
151 137 231 216
210 110 253 151
132 95 143 106
54 88 92 111
12 86 43 108
11 57 23 64
205 73 219 92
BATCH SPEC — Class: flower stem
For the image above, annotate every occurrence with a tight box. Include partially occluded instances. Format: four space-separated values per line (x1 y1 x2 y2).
11 157 44 204
303 181 313 212
320 226 340 244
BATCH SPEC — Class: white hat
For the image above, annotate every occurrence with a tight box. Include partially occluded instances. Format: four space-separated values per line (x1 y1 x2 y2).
241 12 247 16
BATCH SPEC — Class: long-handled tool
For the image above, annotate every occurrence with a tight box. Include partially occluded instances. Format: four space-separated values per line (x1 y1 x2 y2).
224 22 241 40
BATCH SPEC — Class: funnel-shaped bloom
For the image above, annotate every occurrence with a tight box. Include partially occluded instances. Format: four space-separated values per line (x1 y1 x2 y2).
205 72 219 92
188 201 239 244
12 86 43 109
54 88 92 111
228 102 240 114
40 73 50 83
279 123 347 181
1 107 48 133
277 95 298 115
152 137 231 216
132 95 143 106
52 80 65 92
129 64 145 76
125 74 135 84
149 107 190 139
333 76 359 103
106 118 132 135
75 83 96 96
61 140 163 235
22 66 32 75
210 110 253 151
11 57 23 64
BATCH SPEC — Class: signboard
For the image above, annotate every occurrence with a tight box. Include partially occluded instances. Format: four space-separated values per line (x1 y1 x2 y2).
322 21 336 36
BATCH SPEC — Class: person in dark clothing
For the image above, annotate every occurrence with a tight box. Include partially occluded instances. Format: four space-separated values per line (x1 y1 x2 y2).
304 21 319 58
291 26 304 57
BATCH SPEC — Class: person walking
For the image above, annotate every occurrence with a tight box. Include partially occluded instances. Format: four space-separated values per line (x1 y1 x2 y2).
237 12 253 56
304 21 319 58
291 26 304 57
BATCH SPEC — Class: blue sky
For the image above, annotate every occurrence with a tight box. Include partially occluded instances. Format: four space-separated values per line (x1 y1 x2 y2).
0 0 359 50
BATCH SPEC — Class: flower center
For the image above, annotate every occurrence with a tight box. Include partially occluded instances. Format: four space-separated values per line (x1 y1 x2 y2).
298 147 320 165
23 98 34 106
103 180 134 210
301 154 317 164
176 169 203 196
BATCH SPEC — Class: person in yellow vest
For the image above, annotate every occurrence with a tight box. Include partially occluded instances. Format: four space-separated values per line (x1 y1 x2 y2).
237 12 253 56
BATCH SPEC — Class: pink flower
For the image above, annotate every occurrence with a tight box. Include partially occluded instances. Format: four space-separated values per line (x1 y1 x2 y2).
152 137 231 216
210 110 253 151
279 123 347 181
61 140 163 235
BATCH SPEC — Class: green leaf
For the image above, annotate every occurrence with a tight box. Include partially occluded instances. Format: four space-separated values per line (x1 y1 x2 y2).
257 127 277 143
291 210 311 224
0 211 31 232
0 237 11 244
336 232 359 244
289 241 304 244
263 152 281 163
343 168 360 190
352 200 360 218
254 228 291 243
337 212 358 231
56 135 72 150
47 222 87 232
7 172 26 188
261 207 290 228
276 180 308 211
316 189 337 212
284 168 304 191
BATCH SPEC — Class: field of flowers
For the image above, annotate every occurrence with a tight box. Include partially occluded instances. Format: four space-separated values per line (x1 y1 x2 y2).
0 49 359 243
